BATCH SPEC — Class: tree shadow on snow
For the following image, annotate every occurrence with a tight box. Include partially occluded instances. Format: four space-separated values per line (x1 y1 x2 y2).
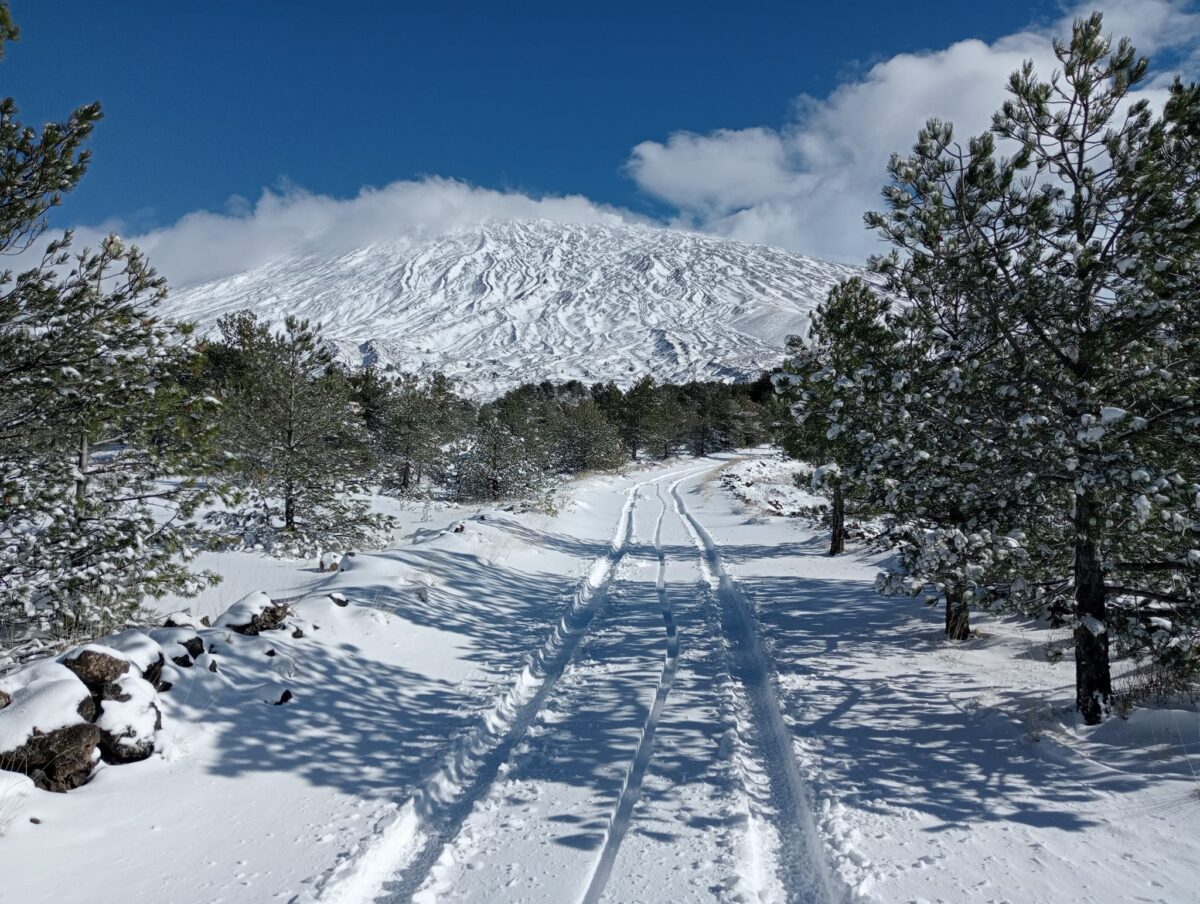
740 572 1182 833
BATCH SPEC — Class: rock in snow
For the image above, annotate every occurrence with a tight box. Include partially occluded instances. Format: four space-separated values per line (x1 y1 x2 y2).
96 675 162 765
0 585 325 794
60 646 130 694
213 591 291 635
0 661 102 791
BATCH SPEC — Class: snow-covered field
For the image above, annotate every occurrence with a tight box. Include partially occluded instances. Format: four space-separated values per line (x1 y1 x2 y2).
1 453 1197 903
165 220 863 396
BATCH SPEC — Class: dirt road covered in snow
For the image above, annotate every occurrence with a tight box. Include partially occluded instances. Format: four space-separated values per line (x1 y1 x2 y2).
4 454 1195 904
361 461 836 904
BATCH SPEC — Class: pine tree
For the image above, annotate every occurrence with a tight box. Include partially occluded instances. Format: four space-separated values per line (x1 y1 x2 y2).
776 278 895 557
866 14 1200 721
453 408 544 501
208 312 392 557
550 399 625 473
0 12 220 637
619 376 659 460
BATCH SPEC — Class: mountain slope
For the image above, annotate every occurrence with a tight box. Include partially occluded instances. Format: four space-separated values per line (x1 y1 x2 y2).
166 220 862 396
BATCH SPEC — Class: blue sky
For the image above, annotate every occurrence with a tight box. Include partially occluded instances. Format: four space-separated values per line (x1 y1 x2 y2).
6 1 1198 282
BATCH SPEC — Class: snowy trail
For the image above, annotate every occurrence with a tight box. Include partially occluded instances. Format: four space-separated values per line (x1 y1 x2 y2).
580 481 679 904
671 473 839 904
318 480 648 904
13 453 1199 904
363 467 708 904
370 460 839 904
386 464 728 904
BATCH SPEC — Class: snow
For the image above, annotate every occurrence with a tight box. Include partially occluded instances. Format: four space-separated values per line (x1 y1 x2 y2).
164 220 865 397
212 590 279 628
95 674 160 752
0 661 92 751
104 629 166 672
0 453 1196 903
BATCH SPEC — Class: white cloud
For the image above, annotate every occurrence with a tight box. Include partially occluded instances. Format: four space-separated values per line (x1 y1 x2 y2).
50 1 1200 287
72 178 638 289
627 0 1200 264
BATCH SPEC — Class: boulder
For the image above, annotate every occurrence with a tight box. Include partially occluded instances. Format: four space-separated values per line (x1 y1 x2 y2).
0 723 101 792
0 689 10 710
214 591 290 636
141 653 173 693
96 675 161 765
179 636 204 660
103 630 172 692
148 627 206 670
0 662 101 792
61 647 129 693
163 611 202 629
319 551 341 572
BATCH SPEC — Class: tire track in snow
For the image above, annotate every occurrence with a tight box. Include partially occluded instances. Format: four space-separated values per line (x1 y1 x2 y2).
309 480 648 904
671 475 838 904
580 479 681 904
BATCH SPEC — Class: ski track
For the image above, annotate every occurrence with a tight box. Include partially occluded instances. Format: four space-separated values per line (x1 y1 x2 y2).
309 461 839 904
580 480 680 904
312 479 646 904
327 467 705 904
671 474 840 904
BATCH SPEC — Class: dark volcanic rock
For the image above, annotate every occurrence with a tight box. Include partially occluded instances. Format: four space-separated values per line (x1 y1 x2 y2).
75 695 98 723
96 676 162 765
62 649 129 692
215 592 291 636
179 636 204 660
141 653 173 693
0 723 101 792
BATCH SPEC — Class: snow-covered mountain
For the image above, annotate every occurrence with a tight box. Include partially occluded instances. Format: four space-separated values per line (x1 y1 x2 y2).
166 220 863 396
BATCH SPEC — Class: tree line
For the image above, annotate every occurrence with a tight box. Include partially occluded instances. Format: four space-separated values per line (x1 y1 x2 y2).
776 14 1199 724
193 308 773 526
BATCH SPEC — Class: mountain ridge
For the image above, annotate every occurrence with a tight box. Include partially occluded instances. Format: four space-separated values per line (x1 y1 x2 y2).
165 219 863 396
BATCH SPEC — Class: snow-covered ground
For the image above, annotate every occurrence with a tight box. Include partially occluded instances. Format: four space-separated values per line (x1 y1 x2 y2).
2 453 1197 903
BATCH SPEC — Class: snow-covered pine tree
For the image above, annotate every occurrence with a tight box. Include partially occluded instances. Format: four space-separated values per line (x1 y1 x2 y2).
453 408 544 501
372 372 471 495
0 13 221 638
550 398 625 474
208 311 392 557
618 376 661 461
866 14 1200 721
775 277 895 557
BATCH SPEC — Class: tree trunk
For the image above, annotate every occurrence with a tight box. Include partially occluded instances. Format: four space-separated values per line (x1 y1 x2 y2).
74 432 89 508
829 482 845 556
945 585 970 641
1073 489 1111 725
401 461 412 491
284 483 296 531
